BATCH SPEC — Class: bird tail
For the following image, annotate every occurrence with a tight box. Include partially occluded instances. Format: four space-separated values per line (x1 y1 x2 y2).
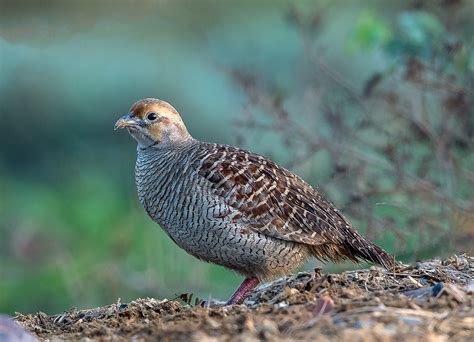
309 228 397 270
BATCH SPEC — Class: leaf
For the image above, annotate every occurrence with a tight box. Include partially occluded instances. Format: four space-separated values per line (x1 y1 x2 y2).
349 11 392 51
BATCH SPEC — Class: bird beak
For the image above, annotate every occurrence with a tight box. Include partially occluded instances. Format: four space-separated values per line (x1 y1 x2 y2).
114 113 137 130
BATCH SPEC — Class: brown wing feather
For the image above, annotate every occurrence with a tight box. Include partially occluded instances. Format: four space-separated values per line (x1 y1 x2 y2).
193 143 396 269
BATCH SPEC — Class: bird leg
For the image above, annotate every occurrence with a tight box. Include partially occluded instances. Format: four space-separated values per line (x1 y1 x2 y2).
226 277 260 305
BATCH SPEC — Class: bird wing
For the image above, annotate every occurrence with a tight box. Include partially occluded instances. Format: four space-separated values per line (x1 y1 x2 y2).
192 143 396 269
193 143 351 246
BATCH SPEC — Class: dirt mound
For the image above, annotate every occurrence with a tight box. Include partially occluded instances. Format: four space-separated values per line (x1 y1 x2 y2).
16 254 473 341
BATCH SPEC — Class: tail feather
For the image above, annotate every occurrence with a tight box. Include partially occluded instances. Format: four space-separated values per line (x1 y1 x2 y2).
309 229 397 270
342 236 396 269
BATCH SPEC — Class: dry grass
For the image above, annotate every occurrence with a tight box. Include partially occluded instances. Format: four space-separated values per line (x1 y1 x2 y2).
14 254 473 341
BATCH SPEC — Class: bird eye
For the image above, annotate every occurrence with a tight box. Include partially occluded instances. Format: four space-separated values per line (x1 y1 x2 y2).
147 112 158 121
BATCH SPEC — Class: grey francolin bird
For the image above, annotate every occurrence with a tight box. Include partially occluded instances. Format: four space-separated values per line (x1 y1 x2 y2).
115 98 396 305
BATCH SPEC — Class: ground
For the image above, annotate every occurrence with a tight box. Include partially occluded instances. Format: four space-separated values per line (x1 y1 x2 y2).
12 254 474 341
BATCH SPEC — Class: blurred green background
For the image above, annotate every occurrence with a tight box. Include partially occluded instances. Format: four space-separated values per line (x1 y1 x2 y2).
1 0 473 315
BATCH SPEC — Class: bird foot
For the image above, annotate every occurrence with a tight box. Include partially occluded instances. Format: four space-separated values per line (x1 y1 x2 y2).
226 277 260 305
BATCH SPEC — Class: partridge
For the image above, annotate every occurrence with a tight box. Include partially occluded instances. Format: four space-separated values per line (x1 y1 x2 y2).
115 98 396 304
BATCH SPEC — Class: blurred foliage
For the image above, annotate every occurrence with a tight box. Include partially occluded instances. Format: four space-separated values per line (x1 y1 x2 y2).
230 1 473 262
350 11 392 50
0 0 473 315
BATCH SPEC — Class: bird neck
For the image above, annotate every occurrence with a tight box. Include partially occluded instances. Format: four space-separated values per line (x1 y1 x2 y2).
137 135 198 155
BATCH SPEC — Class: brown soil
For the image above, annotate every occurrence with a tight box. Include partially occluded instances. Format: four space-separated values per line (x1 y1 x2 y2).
16 254 473 341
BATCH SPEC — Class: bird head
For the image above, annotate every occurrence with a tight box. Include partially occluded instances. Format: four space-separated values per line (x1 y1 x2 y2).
114 98 191 148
